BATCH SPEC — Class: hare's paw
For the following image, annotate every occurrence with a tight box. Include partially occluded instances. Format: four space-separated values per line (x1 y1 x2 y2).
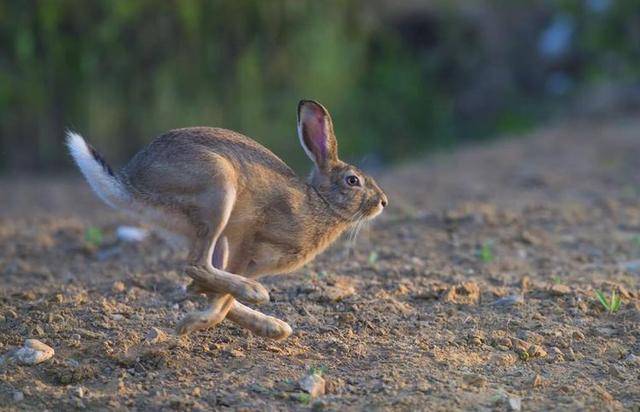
239 279 270 305
262 317 292 341
176 310 225 335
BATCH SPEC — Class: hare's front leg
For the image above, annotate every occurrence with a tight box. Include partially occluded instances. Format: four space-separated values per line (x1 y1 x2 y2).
184 184 269 304
177 237 235 335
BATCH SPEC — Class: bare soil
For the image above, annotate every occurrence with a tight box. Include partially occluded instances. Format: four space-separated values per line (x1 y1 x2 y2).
1 117 640 411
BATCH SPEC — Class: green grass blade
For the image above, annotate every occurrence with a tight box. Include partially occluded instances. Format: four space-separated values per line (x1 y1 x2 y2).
611 293 621 312
595 290 609 310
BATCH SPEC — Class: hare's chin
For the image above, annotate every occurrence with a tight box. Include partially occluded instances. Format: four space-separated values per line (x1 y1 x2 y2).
366 205 384 220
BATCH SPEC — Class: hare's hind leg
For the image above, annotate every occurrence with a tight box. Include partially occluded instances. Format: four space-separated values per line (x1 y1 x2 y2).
226 301 292 340
177 237 235 335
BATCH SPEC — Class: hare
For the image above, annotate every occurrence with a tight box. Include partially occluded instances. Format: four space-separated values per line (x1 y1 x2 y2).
67 100 387 340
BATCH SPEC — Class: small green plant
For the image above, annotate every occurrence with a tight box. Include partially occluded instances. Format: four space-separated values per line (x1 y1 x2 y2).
294 393 311 404
552 275 563 285
478 241 494 263
84 226 103 247
595 290 622 314
368 251 379 265
308 365 326 376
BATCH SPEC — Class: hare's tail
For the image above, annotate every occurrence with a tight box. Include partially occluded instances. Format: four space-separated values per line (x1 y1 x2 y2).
66 130 132 211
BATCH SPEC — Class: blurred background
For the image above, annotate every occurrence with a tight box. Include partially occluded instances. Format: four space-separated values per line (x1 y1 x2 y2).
1 0 639 174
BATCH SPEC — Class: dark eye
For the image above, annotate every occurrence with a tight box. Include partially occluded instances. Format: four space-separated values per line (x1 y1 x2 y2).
345 175 360 186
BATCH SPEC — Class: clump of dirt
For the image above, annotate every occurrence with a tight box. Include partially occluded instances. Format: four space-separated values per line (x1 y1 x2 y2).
1 117 640 410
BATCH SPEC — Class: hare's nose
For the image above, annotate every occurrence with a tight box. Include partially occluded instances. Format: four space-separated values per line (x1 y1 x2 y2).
380 195 388 208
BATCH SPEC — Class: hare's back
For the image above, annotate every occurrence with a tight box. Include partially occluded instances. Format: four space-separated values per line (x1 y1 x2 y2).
122 127 296 195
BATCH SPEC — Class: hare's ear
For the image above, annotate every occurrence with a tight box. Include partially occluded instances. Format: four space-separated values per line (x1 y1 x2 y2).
297 100 338 171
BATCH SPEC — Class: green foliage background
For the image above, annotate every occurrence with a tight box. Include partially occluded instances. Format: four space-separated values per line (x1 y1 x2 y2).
0 0 638 172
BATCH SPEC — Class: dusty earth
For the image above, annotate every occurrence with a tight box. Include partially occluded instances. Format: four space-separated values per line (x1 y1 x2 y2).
1 117 640 411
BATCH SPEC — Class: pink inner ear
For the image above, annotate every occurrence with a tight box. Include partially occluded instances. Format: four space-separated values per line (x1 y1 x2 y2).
301 106 327 158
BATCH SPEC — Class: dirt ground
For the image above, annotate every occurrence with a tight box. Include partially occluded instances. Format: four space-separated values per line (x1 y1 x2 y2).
1 117 640 411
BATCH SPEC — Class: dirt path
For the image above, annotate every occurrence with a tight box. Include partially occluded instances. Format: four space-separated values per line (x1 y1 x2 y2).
1 117 640 411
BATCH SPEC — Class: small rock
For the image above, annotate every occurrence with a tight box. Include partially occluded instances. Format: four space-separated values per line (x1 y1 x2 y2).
463 373 486 387
564 347 577 361
528 345 547 358
443 281 480 305
224 348 245 358
468 331 485 346
511 338 529 352
572 330 585 340
112 281 126 293
548 347 565 363
299 373 326 398
495 337 513 349
14 339 54 365
112 314 124 321
508 396 522 411
116 226 148 243
623 353 639 366
491 295 524 307
322 277 356 302
145 327 168 344
13 391 24 402
491 353 517 367
549 284 571 296
192 387 201 397
75 386 85 398
531 374 544 388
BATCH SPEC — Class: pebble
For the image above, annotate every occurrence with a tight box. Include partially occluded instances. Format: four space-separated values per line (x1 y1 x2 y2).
491 295 524 307
531 374 544 388
572 330 585 340
548 347 565 363
322 277 355 302
112 281 126 293
116 226 148 243
75 386 85 398
549 284 571 296
443 281 480 305
508 396 522 411
528 345 548 358
624 353 639 366
145 327 168 344
13 339 54 365
13 391 24 402
463 373 486 387
299 373 326 398
112 314 125 321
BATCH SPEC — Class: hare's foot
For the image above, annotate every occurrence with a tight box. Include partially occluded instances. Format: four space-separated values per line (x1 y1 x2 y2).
226 300 292 340
185 265 269 304
176 293 234 335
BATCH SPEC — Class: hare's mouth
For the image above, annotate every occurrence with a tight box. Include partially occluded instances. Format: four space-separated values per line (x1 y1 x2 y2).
366 204 384 220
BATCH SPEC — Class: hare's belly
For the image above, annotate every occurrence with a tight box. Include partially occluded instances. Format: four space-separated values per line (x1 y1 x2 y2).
246 242 316 277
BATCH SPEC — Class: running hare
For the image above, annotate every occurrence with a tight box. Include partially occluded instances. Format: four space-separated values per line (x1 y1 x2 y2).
67 100 387 340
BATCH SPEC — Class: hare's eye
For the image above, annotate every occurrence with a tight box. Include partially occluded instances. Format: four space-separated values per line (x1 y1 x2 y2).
345 175 360 187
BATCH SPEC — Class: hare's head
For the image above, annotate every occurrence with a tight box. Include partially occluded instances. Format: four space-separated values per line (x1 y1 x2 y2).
297 100 388 223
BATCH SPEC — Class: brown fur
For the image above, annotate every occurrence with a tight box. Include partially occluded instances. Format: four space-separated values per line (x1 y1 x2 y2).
70 100 387 339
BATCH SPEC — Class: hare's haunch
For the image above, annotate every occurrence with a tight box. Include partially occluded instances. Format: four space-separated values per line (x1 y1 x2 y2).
67 100 388 339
